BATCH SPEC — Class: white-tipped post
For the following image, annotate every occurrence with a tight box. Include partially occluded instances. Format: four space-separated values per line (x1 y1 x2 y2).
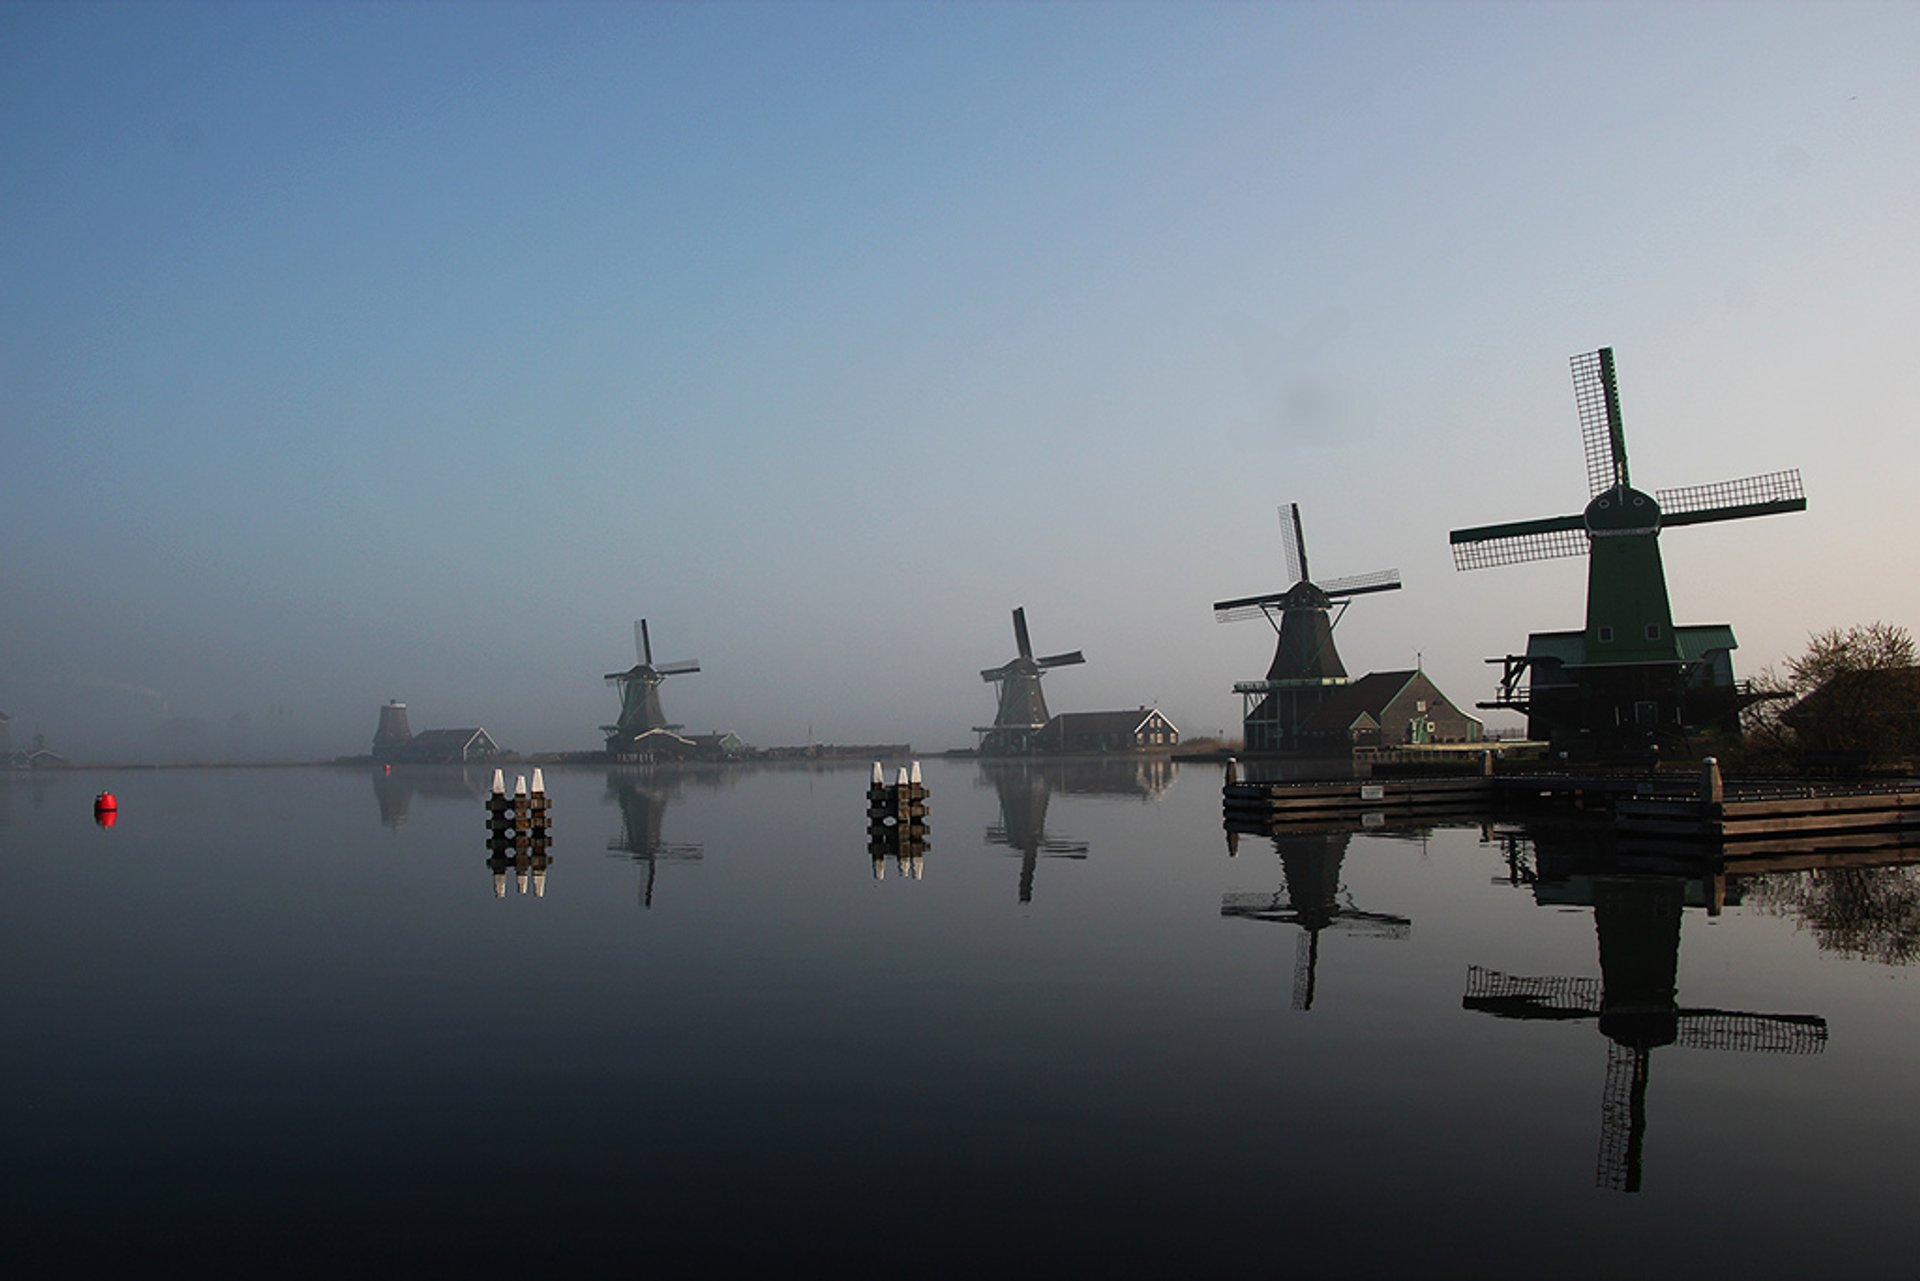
514 775 529 799
491 769 506 795
531 768 546 796
896 767 909 787
872 761 885 786
909 761 922 786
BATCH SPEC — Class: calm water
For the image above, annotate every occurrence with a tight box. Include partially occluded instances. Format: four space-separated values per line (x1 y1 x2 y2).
4 759 1917 1276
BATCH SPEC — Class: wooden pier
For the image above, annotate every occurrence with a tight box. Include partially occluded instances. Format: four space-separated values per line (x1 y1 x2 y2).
1223 755 1920 852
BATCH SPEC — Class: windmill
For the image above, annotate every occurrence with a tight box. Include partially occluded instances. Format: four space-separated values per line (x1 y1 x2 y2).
1221 831 1410 1010
974 607 1084 755
1463 875 1826 1192
601 619 702 755
1450 347 1805 751
1214 503 1401 751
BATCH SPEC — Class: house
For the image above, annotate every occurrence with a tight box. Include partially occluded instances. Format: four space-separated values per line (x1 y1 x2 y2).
1293 669 1483 752
393 728 501 764
1781 666 1920 762
1033 708 1179 754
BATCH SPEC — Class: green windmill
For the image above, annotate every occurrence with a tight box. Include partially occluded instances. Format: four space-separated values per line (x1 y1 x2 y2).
1450 348 1805 754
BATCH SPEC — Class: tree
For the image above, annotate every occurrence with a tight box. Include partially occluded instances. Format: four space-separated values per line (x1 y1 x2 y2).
1749 622 1920 769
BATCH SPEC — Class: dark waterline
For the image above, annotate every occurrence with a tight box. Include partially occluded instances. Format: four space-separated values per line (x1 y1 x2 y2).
3 760 1916 1276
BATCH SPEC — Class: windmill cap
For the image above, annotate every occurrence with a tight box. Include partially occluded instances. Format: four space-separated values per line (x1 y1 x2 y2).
1585 485 1660 535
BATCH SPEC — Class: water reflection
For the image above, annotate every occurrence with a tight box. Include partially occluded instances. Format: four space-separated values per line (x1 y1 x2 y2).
976 758 1178 902
1738 854 1920 965
1466 840 1828 1193
486 834 555 899
604 768 705 908
1221 830 1411 1010
370 765 492 829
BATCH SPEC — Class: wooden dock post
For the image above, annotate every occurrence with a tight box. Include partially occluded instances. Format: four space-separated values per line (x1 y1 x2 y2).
1700 756 1724 806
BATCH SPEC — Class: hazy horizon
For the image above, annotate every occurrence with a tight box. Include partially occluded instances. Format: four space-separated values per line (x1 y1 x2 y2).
6 2 1916 761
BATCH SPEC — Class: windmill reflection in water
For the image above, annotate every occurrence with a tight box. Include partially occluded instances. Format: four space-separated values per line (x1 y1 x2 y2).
605 769 704 909
1221 828 1412 1011
1466 833 1827 1192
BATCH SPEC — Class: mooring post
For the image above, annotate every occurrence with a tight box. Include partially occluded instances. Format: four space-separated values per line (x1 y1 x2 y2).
1700 756 1724 805
1482 749 1495 778
1225 756 1238 786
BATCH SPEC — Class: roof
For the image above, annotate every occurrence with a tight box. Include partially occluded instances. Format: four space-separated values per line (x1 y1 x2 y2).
395 728 498 760
1300 670 1417 732
1525 625 1738 670
404 728 489 748
1298 669 1481 733
1044 708 1178 737
1785 666 1920 723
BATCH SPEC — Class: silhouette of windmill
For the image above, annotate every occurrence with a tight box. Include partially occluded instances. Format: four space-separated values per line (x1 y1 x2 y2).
604 771 703 909
602 619 702 755
1221 831 1410 1009
975 607 1084 755
1463 875 1826 1191
1215 503 1400 751
1450 347 1805 752
979 759 1089 904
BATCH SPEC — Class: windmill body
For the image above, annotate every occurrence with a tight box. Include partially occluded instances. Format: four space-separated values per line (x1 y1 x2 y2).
975 607 1085 755
1450 348 1805 753
1215 504 1401 752
602 619 702 757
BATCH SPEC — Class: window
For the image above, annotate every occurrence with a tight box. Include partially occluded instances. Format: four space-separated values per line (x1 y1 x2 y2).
1597 626 1614 643
1645 623 1661 641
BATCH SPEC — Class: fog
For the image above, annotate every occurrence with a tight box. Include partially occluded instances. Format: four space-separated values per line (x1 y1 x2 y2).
4 2 1916 761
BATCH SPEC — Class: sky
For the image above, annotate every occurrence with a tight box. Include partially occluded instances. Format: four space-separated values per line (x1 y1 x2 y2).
3 0 1917 760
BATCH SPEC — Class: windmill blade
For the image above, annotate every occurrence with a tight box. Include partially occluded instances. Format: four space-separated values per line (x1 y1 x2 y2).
1221 891 1295 921
1657 470 1806 527
1214 600 1284 624
1213 588 1291 622
1672 1008 1827 1054
1325 909 1411 940
1011 607 1034 661
1321 569 1403 598
1461 965 1602 1019
1449 514 1588 571
981 664 1013 683
636 619 653 666
1280 503 1308 585
1573 347 1630 496
655 660 701 675
1037 650 1085 668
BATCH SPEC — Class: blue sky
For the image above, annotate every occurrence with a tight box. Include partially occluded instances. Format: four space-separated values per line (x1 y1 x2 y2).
4 1 1916 758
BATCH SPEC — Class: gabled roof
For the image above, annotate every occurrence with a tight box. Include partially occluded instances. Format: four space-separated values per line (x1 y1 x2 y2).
1044 708 1178 737
1298 669 1481 734
1299 670 1421 732
396 728 498 760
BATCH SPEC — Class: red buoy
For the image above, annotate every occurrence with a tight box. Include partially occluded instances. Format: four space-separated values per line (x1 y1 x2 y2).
94 791 117 812
94 792 118 829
